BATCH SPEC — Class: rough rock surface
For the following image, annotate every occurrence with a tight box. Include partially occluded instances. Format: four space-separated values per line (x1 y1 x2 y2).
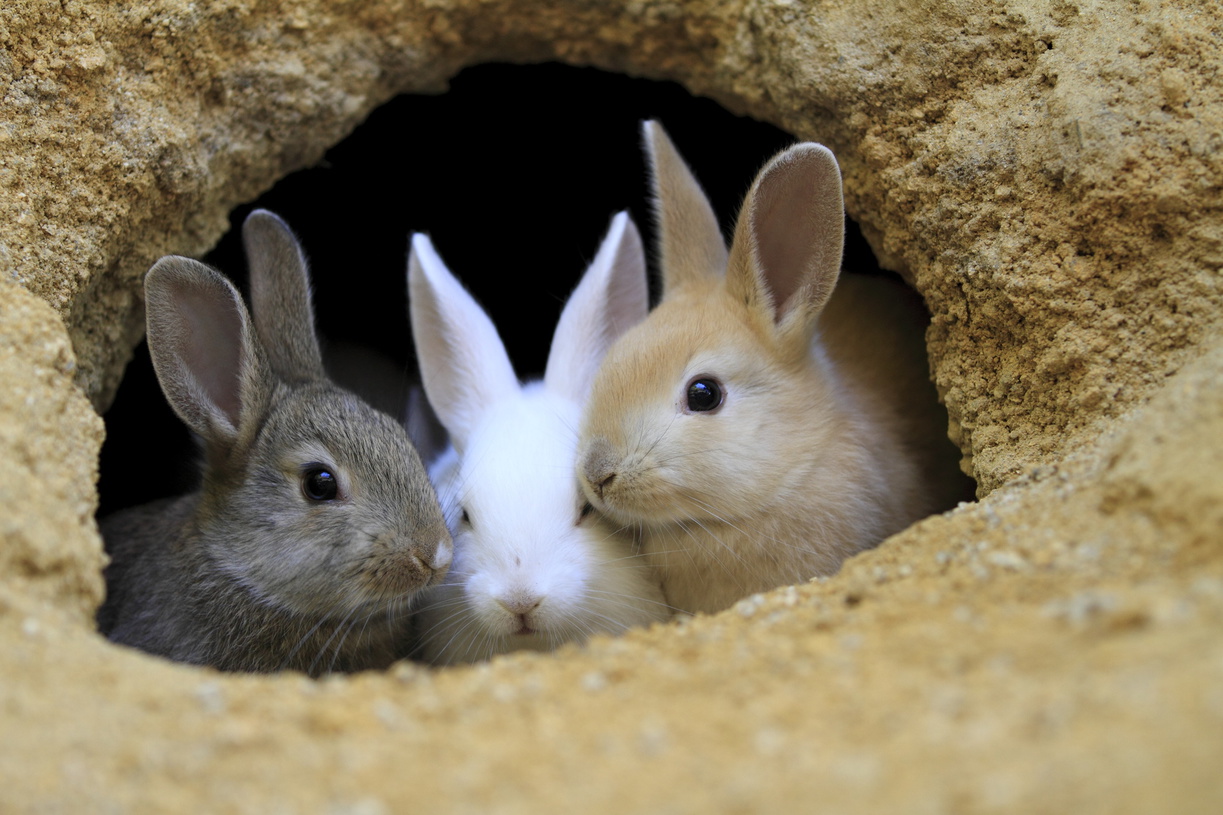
1 0 1221 811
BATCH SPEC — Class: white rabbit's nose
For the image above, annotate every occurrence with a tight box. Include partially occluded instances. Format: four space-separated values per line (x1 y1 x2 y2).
428 539 452 572
497 594 542 617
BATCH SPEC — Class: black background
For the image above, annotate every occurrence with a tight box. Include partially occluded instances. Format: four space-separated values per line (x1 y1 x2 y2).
97 62 884 517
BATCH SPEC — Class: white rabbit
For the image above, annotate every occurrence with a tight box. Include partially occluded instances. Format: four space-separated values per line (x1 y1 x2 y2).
408 212 671 664
576 121 969 615
97 210 452 675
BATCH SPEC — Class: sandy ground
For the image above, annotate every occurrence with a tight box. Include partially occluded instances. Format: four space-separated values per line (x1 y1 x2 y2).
1 1 1220 811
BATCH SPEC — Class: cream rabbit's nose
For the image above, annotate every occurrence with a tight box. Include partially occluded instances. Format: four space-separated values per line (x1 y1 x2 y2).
580 440 619 499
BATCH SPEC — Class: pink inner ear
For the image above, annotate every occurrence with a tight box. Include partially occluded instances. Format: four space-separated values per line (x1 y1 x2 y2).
749 148 843 323
754 194 811 318
177 284 246 429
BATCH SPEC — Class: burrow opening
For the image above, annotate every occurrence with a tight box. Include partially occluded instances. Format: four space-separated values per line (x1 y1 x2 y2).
96 62 972 670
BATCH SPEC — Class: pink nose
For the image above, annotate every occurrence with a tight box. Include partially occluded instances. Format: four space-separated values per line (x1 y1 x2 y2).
497 596 541 617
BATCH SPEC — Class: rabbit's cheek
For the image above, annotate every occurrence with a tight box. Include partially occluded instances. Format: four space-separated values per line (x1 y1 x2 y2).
614 482 673 523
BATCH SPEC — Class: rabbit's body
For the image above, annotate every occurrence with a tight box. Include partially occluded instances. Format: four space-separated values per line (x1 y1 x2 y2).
818 273 972 513
408 213 670 664
578 123 968 615
98 211 452 674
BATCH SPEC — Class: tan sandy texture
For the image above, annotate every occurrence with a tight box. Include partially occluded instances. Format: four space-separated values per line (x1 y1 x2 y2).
1 0 1221 811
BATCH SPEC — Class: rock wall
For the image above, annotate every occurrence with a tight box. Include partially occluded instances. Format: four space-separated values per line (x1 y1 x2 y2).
1 0 1220 811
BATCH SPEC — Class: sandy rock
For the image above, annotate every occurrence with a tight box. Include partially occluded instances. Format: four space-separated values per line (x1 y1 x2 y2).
1 0 1221 811
0 281 105 623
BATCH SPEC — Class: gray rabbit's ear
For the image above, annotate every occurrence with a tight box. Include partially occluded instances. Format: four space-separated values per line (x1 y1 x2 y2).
408 233 519 451
727 142 845 351
544 211 648 402
144 256 270 447
642 120 729 298
242 209 325 383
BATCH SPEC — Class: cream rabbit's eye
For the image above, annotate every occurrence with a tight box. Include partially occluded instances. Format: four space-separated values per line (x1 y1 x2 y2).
301 465 339 501
685 376 724 413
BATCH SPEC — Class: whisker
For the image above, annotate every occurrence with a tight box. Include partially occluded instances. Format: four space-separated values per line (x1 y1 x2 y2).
308 604 359 676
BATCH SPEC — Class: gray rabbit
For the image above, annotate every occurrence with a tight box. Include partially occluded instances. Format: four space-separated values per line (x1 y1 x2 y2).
97 210 452 675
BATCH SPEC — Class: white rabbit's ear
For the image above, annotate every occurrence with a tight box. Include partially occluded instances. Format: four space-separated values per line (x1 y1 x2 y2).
642 120 729 297
408 234 518 449
544 211 648 402
144 256 270 447
242 209 326 383
726 142 845 348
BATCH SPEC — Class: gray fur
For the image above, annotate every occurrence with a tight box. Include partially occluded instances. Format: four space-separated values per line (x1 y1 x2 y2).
243 209 326 383
98 210 452 676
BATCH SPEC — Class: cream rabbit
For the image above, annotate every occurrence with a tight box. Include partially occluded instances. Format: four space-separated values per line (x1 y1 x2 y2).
577 122 968 615
97 210 452 675
408 212 670 664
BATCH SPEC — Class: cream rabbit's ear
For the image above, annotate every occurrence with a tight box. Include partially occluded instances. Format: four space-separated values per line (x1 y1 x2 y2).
726 142 845 350
544 211 648 402
408 234 519 451
144 256 271 448
642 120 729 297
243 209 326 383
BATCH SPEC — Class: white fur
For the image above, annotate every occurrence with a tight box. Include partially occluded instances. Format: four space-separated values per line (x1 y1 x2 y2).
408 213 671 665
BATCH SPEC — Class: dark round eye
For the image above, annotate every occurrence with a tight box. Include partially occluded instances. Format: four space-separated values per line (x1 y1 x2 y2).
460 507 472 527
578 501 595 523
301 465 339 502
685 376 724 413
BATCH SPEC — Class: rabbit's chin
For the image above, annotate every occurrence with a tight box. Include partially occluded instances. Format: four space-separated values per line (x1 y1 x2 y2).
418 602 583 664
472 612 575 646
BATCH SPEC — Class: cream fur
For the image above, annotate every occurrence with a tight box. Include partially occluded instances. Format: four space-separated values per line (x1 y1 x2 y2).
578 122 958 615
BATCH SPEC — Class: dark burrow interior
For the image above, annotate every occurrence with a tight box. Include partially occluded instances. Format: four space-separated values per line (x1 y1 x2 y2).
97 61 928 520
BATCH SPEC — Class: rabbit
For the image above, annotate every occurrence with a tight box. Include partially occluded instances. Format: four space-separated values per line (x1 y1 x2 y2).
407 211 672 665
96 210 453 676
576 121 970 615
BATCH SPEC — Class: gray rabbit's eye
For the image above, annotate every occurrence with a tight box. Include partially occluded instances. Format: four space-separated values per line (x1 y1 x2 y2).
685 376 724 413
301 465 339 501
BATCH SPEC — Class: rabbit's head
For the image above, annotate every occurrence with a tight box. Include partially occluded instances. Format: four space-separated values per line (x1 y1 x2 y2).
144 211 452 620
577 122 857 529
